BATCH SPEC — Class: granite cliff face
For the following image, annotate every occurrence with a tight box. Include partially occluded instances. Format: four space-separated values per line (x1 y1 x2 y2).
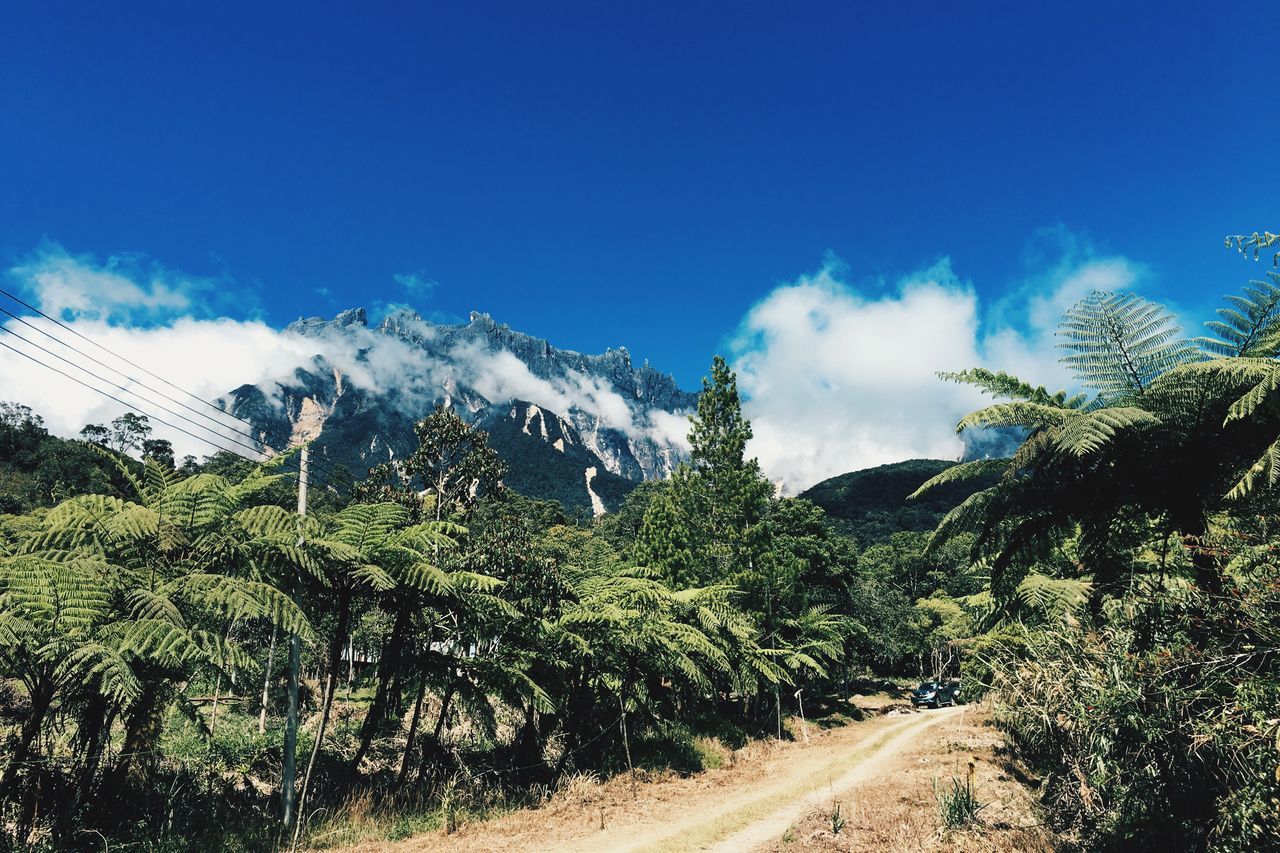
225 308 696 516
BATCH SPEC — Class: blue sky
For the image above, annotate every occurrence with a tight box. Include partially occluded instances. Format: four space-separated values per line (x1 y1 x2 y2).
1 1 1276 393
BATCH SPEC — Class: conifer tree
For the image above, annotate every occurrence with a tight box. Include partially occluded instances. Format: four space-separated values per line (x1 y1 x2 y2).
636 356 772 588
633 488 697 585
680 356 773 584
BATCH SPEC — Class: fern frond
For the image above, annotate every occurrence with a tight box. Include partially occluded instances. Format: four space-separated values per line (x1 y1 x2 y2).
1226 363 1280 424
1198 274 1280 357
939 368 1084 407
169 573 313 638
926 487 997 553
125 588 186 627
1226 433 1280 500
909 459 1009 500
1053 406 1160 456
1058 291 1200 402
956 402 1070 433
1015 573 1090 617
57 642 142 704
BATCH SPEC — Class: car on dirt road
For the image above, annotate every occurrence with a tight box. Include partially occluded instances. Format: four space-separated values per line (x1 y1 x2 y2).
911 680 961 708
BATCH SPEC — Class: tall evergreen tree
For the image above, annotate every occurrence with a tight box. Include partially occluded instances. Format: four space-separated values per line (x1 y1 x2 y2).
649 355 773 586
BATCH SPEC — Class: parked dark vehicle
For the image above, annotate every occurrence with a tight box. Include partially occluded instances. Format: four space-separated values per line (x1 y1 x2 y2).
911 680 961 708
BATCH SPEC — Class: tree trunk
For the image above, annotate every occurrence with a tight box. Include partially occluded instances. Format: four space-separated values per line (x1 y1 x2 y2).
351 604 411 773
396 680 427 791
1188 536 1224 595
415 681 456 788
619 693 636 799
55 695 113 840
102 681 165 803
209 669 224 739
259 622 278 735
290 589 352 846
0 681 53 802
291 669 335 851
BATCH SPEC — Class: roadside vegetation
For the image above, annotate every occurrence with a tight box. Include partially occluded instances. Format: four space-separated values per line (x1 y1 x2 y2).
918 259 1280 850
3 237 1280 851
0 359 978 851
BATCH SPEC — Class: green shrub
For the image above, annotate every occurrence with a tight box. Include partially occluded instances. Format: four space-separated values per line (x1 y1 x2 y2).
935 773 984 830
989 573 1280 851
957 626 1028 701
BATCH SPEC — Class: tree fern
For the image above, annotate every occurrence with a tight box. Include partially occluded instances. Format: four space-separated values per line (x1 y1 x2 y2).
1199 273 1280 357
1052 407 1160 457
940 368 1086 408
910 459 1010 501
1058 291 1200 402
956 401 1072 433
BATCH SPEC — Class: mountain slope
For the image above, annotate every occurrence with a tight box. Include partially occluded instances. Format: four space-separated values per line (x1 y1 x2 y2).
225 308 696 515
799 458 1002 546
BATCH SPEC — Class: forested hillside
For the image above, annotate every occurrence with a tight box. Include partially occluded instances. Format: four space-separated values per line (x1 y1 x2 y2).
800 458 1001 546
0 354 989 851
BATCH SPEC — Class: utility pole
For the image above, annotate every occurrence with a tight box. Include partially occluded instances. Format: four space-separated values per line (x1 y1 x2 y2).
282 445 308 831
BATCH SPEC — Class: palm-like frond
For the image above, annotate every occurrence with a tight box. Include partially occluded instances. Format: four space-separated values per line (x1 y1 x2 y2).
1058 291 1200 402
940 368 1086 407
1225 434 1280 501
169 573 313 638
955 401 1071 433
1225 363 1280 425
1198 274 1280 357
1052 407 1160 457
909 459 1010 500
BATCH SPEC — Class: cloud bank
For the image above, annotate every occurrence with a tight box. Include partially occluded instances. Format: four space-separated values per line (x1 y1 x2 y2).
0 246 689 461
0 237 1148 483
732 240 1145 492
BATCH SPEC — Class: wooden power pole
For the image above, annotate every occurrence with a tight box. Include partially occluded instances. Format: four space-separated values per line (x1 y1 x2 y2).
282 445 308 831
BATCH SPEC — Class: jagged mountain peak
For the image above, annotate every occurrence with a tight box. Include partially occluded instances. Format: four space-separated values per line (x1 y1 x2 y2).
286 306 694 412
232 306 695 517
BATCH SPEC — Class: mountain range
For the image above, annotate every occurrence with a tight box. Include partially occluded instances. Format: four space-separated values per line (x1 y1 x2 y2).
224 308 698 517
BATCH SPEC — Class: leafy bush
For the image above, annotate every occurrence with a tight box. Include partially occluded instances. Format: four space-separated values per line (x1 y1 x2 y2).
957 626 1029 701
989 574 1280 851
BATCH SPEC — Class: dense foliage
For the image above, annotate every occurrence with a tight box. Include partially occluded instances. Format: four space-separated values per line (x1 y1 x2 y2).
0 359 973 851
922 269 1280 850
9 255 1279 851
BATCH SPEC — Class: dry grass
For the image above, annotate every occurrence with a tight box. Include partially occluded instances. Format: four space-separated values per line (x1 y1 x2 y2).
754 704 1051 853
338 694 1054 853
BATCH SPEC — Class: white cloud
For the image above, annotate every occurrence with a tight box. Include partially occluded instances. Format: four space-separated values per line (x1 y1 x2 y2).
11 243 254 325
0 248 688 462
394 272 437 300
732 259 986 492
732 245 1150 493
0 315 321 459
1 238 1155 485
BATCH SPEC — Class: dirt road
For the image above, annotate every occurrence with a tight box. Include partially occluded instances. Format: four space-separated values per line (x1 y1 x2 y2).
363 705 969 853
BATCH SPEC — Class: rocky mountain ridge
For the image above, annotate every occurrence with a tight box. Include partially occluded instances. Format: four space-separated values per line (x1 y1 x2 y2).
225 308 697 517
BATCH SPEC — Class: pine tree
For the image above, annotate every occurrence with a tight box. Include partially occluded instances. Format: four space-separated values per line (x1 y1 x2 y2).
635 356 772 587
680 356 773 584
633 488 697 585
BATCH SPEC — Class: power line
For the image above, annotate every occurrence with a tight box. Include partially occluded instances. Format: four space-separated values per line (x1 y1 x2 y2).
0 287 316 459
0 336 266 465
0 335 336 489
0 302 288 452
0 289 412 488
0 286 274 431
0 292 350 482
0 324 284 463
0 285 337 461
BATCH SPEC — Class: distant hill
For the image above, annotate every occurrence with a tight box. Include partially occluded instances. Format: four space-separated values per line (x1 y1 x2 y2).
799 458 1002 547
